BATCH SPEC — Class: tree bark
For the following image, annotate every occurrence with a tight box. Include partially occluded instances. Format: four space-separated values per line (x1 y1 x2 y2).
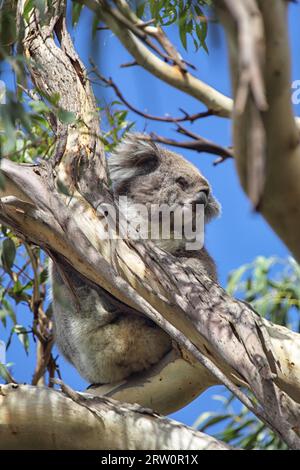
1 0 300 449
0 384 231 450
217 0 300 262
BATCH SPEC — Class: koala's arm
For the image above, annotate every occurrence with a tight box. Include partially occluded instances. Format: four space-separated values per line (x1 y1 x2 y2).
49 260 171 384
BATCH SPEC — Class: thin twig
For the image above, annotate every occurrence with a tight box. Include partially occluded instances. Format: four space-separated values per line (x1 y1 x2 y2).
120 60 139 68
142 132 233 164
90 65 214 123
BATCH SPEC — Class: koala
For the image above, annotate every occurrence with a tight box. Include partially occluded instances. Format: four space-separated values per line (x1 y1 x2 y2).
50 133 220 385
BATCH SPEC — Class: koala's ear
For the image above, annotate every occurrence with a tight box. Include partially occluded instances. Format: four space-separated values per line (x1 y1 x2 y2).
108 133 160 185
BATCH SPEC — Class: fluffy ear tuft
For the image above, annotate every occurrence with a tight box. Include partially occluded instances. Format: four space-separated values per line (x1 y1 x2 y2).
108 133 160 187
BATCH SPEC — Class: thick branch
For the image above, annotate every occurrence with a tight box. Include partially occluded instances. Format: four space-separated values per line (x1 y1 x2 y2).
0 384 230 450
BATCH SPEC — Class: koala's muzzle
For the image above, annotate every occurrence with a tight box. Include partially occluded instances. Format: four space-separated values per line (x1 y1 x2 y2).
193 190 209 207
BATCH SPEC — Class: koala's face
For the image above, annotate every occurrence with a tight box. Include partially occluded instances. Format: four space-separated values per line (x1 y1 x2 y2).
108 134 220 222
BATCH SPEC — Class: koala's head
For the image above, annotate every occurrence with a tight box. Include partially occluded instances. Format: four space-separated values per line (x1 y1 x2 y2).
108 133 220 222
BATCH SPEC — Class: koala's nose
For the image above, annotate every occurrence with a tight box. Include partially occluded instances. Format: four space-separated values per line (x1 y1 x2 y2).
194 190 209 207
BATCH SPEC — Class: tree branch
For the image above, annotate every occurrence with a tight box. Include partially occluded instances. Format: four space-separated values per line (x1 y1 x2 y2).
0 384 231 450
80 0 233 117
90 65 214 123
142 132 233 164
112 0 192 72
217 0 300 262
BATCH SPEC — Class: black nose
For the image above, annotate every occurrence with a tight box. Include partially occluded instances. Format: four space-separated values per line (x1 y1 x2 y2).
195 190 209 207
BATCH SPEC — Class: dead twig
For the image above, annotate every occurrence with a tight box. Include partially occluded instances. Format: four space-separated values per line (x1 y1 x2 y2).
142 132 233 164
90 65 214 123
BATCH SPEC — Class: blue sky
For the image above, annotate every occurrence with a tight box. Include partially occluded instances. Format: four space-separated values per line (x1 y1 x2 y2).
0 2 299 429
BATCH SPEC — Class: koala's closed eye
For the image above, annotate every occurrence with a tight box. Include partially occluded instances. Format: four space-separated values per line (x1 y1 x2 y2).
175 176 189 190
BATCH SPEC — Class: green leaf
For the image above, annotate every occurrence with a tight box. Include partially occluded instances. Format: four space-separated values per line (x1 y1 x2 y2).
23 0 34 21
57 109 76 124
72 2 84 26
12 325 29 355
0 2 17 56
136 1 146 18
179 17 187 50
39 267 49 285
34 0 46 17
227 265 249 295
199 414 232 432
195 22 208 53
0 309 7 327
0 106 17 155
23 0 46 20
0 363 13 383
192 36 199 52
92 12 99 39
1 299 17 325
10 279 29 304
1 238 16 271
29 100 49 114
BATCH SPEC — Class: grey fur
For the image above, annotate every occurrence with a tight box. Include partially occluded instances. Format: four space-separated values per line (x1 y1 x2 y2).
50 133 220 384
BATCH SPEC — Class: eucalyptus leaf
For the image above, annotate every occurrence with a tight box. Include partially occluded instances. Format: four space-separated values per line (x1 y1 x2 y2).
57 109 76 124
72 2 84 26
1 238 16 271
